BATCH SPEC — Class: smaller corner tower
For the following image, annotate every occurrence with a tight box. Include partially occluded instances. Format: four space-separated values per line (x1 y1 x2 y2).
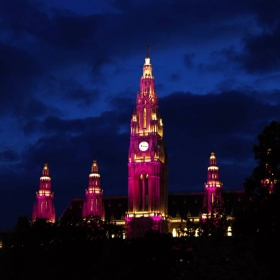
32 162 56 223
202 151 223 219
82 159 104 219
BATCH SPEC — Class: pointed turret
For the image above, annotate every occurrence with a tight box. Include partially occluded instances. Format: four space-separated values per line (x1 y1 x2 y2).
82 159 104 219
32 162 56 223
202 151 223 217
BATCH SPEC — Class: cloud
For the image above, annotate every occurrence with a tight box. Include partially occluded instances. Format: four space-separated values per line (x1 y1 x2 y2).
0 149 19 162
170 73 180 82
62 81 100 107
160 90 280 191
184 53 195 69
49 12 99 49
239 24 280 73
251 0 280 27
0 42 41 115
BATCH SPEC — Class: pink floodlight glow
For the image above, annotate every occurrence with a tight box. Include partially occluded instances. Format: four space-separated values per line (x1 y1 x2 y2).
82 159 104 219
203 151 223 215
32 162 56 223
151 216 162 221
126 48 168 238
125 217 132 222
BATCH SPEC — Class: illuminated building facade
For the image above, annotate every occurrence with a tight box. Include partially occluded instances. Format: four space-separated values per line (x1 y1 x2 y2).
82 159 104 219
126 47 168 238
32 162 55 223
202 151 223 219
30 49 243 238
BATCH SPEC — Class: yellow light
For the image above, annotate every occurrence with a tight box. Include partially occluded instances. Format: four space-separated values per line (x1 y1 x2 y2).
89 174 100 178
87 189 101 194
40 176 51 180
208 166 218 170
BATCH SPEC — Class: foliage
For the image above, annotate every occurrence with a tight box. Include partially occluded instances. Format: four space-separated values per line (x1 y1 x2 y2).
245 121 280 197
238 121 280 236
1 230 278 280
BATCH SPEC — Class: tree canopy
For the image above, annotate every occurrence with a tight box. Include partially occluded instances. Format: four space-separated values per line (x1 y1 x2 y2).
240 121 280 236
245 120 280 197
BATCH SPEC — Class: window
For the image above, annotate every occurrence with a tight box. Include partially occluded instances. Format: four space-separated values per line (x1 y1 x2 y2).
145 174 148 211
90 199 93 212
139 175 143 211
143 108 146 128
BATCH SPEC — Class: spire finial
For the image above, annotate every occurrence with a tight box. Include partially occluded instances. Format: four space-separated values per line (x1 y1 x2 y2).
91 159 98 173
146 45 150 58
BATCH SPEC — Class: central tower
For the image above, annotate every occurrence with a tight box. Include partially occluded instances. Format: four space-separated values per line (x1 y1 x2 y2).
126 47 168 237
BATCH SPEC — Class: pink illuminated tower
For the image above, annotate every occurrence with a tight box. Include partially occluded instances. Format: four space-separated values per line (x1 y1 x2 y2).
82 159 104 219
32 162 55 223
126 47 168 237
202 151 223 219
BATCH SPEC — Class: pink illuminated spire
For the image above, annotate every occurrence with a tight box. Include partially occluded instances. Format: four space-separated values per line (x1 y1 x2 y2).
203 151 223 215
82 159 104 219
129 46 162 139
127 47 168 237
32 162 56 223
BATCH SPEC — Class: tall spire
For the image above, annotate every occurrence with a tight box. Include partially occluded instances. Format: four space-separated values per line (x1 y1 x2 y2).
146 45 150 58
42 161 49 176
91 159 98 173
126 47 168 238
209 150 217 168
202 151 223 216
143 46 153 77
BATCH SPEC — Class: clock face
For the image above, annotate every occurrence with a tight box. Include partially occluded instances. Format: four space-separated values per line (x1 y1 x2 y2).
139 141 149 151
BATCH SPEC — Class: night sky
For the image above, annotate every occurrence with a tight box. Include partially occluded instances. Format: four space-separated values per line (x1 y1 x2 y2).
0 0 280 230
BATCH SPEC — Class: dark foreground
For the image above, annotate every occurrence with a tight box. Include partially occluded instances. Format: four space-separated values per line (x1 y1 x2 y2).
0 229 278 280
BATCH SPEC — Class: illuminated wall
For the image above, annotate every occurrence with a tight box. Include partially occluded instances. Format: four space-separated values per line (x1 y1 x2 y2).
82 159 104 219
202 151 223 216
126 48 168 237
32 162 56 223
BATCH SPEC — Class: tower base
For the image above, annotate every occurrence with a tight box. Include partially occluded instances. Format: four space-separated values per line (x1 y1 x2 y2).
126 216 168 239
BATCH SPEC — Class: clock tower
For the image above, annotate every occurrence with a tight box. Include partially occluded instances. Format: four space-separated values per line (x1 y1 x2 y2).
126 47 168 238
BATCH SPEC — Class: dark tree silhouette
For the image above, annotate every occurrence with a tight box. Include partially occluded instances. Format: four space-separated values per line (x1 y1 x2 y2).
240 121 280 235
247 121 280 196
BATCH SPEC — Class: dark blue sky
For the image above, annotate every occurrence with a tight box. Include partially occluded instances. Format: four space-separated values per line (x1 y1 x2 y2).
1 0 280 230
